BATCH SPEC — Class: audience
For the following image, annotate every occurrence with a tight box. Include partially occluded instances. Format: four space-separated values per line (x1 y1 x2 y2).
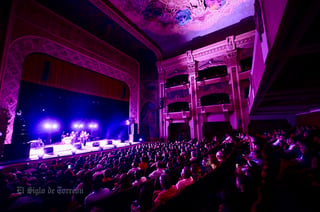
84 174 111 208
175 166 193 193
152 174 177 208
0 124 319 212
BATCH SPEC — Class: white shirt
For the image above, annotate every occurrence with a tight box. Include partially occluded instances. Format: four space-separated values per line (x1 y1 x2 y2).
84 188 111 206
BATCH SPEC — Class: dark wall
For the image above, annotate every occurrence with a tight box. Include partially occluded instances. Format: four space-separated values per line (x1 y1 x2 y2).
0 0 11 64
297 112 320 129
248 119 291 135
139 50 159 140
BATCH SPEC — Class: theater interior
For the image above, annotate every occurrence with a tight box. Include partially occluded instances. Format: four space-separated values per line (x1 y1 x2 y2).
0 0 319 211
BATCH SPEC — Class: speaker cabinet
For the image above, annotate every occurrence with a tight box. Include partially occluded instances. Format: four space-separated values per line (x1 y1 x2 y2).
73 143 82 149
92 141 100 147
3 143 30 161
44 146 54 154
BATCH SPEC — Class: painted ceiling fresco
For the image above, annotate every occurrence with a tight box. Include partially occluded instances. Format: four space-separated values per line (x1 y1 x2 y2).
108 0 254 54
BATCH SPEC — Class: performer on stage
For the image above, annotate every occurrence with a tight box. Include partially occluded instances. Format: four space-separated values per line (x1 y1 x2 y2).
80 130 89 146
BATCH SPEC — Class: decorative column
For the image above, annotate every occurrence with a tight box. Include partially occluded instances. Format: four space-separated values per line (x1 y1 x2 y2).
186 51 199 140
157 61 167 141
226 36 244 131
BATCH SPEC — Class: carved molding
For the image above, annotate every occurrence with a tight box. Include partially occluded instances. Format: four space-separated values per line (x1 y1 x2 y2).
0 36 139 144
14 0 140 78
89 0 162 60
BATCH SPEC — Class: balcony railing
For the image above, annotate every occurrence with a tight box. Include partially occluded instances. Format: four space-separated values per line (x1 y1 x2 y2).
197 103 233 114
196 74 230 86
165 111 191 120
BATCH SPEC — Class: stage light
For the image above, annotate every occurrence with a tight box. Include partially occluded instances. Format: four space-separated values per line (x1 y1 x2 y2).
52 123 58 129
43 121 59 131
125 120 130 126
73 123 79 129
44 123 51 129
79 124 84 128
88 123 98 129
139 138 143 142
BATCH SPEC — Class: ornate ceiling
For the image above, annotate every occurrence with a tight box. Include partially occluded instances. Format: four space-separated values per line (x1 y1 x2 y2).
36 0 254 59
106 0 254 56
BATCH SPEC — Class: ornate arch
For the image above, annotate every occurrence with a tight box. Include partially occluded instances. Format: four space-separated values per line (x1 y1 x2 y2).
0 36 139 144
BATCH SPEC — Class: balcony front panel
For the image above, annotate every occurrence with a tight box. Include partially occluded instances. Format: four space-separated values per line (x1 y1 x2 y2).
166 96 191 106
165 74 189 88
239 70 251 80
197 82 232 98
196 74 230 86
197 104 233 114
164 111 191 120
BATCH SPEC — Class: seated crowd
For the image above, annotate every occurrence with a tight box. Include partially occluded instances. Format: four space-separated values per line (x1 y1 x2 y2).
0 125 319 212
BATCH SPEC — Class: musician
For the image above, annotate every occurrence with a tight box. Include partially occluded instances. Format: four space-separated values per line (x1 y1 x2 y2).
80 130 89 146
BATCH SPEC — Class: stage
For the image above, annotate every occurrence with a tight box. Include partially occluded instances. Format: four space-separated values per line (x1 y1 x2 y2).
29 139 139 160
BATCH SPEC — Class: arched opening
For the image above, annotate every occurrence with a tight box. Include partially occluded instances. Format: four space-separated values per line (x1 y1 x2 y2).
168 123 190 142
165 74 189 87
197 65 227 81
200 93 230 106
202 122 232 141
12 53 130 144
0 36 138 147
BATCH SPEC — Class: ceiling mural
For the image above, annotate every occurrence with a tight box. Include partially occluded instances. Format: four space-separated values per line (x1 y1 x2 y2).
108 0 254 35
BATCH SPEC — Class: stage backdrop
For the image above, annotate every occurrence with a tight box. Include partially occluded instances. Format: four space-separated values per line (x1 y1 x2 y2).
12 53 129 144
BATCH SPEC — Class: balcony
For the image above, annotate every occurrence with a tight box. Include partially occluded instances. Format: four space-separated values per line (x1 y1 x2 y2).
165 82 190 91
196 74 230 86
239 70 251 80
165 74 189 88
197 83 232 98
166 96 191 106
197 104 233 114
165 111 191 120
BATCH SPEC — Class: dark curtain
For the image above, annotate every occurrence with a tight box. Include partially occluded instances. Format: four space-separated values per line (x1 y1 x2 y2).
22 53 129 101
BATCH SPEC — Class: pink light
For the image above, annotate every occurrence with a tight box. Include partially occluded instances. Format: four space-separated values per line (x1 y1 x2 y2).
125 120 130 126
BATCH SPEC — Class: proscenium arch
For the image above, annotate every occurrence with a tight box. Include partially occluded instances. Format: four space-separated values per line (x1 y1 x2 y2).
0 36 139 144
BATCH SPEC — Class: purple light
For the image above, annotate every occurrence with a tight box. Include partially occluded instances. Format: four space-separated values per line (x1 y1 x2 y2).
44 123 51 129
88 123 98 129
52 123 58 129
72 122 84 129
43 122 59 130
125 120 130 126
139 138 143 142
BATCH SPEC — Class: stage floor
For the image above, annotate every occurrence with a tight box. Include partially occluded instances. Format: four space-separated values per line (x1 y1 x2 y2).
29 139 139 160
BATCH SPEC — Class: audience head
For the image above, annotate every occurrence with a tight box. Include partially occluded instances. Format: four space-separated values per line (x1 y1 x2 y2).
93 174 103 190
181 166 192 179
159 173 172 190
119 173 131 190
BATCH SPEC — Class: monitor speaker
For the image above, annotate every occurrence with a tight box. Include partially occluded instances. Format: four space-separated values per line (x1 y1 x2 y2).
92 141 100 147
44 146 54 154
73 143 82 149
107 140 113 145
